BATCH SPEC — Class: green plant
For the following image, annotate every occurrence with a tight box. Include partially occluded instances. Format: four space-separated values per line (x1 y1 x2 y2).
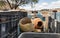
0 1 5 7
32 0 38 3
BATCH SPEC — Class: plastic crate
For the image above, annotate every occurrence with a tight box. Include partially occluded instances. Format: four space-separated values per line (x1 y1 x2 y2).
18 32 60 38
0 11 27 38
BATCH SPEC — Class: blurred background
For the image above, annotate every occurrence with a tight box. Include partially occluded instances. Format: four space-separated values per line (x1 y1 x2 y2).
0 0 60 38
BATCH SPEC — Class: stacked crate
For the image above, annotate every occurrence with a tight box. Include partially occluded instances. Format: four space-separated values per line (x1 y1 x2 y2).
0 11 27 38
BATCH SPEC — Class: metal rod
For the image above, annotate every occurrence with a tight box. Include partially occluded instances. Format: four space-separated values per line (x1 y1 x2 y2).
54 12 57 33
